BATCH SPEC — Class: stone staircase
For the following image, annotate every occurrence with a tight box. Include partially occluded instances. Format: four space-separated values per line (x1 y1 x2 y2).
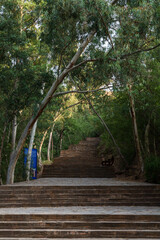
0 185 160 208
0 137 160 239
42 137 115 178
0 183 160 238
0 213 160 238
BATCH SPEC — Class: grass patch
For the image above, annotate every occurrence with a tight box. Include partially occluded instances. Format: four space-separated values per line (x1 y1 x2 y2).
42 160 54 165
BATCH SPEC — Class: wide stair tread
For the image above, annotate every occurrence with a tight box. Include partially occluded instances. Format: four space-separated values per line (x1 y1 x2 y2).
0 213 160 238
0 185 160 207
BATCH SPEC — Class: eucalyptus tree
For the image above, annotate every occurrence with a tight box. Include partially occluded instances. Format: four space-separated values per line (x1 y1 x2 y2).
3 0 160 183
0 0 49 183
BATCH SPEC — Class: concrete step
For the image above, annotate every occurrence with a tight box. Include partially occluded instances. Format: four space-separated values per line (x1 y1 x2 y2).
0 173 160 239
42 166 114 170
1 185 160 191
1 193 160 199
0 221 160 230
43 164 108 168
41 175 115 178
0 202 160 208
0 239 159 240
0 214 160 222
0 195 159 203
0 229 160 238
0 193 160 198
0 239 158 240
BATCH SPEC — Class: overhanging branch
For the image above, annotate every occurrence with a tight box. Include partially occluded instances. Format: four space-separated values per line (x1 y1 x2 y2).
53 87 107 98
120 43 160 59
67 59 98 72
67 43 160 71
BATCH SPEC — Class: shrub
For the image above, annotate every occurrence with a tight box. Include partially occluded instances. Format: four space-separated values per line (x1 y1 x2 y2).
144 155 160 184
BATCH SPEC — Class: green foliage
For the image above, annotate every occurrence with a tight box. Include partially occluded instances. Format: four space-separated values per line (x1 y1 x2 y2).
1 0 160 183
14 152 26 183
62 111 98 151
144 156 160 184
0 0 50 121
97 92 135 164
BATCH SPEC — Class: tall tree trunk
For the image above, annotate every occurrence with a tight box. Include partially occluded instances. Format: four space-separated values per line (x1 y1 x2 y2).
0 123 7 185
12 115 17 151
153 117 157 156
47 131 53 162
38 113 60 166
39 103 78 165
26 83 45 181
26 120 38 181
145 119 150 156
7 0 22 181
38 127 50 167
154 136 157 156
47 122 55 162
9 106 18 184
11 0 23 151
6 32 95 184
128 83 143 173
51 137 54 161
59 128 64 154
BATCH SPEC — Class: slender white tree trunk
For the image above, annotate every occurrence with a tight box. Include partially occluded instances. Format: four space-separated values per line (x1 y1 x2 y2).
26 83 46 181
12 116 17 151
128 83 143 173
38 127 50 167
26 120 38 181
8 109 18 184
47 131 53 162
51 137 54 161
47 123 55 162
